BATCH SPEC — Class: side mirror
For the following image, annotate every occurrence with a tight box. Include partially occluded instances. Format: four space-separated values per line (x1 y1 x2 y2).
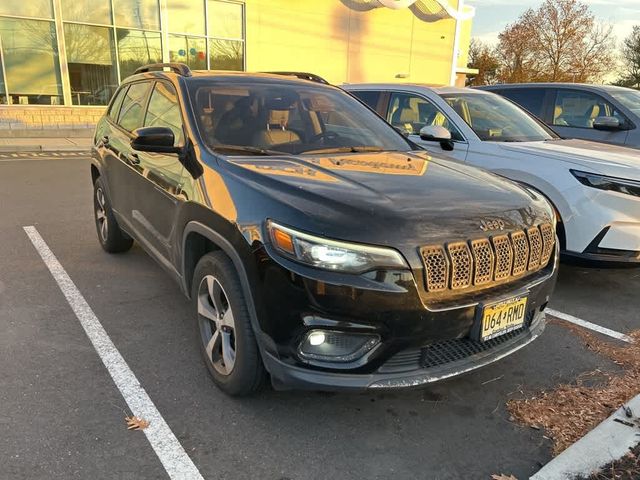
592 116 622 131
419 125 454 151
131 127 182 154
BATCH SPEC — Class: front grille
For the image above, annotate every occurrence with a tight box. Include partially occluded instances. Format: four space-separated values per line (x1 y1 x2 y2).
379 310 535 373
420 223 554 294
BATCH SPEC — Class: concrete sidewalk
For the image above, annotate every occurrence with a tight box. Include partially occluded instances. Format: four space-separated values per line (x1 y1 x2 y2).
0 136 92 152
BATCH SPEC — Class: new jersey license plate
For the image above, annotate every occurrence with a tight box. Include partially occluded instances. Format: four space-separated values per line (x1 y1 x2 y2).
480 296 528 341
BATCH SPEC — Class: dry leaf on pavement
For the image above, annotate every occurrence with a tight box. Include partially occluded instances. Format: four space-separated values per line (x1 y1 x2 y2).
491 475 518 480
125 416 150 430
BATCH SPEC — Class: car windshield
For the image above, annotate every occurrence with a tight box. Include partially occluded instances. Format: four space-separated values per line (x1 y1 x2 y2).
188 79 414 155
439 92 556 142
609 89 640 115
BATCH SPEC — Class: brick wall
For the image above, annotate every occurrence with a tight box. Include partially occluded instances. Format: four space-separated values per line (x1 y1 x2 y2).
0 106 105 137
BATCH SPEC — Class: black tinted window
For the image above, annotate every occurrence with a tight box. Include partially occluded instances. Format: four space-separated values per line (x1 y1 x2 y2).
500 88 546 118
144 82 184 146
351 90 381 111
107 86 128 121
118 82 151 131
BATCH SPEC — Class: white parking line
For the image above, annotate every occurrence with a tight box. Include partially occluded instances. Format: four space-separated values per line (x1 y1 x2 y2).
546 308 633 343
23 226 205 480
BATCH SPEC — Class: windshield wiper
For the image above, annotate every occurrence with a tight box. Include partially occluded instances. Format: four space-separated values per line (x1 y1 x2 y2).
301 146 387 154
211 145 288 156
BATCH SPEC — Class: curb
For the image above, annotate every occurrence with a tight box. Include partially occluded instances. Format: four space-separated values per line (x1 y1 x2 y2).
531 393 640 479
0 145 91 153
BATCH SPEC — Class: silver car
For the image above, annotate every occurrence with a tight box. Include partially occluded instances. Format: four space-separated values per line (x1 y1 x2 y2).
477 83 640 149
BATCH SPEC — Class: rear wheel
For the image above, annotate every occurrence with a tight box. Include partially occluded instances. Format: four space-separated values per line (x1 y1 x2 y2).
93 177 133 253
192 251 265 396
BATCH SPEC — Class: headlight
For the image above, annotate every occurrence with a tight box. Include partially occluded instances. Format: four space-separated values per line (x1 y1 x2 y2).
571 170 640 198
267 221 409 273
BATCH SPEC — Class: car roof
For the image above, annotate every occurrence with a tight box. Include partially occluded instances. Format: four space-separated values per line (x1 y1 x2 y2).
477 83 636 93
122 70 335 88
343 83 483 95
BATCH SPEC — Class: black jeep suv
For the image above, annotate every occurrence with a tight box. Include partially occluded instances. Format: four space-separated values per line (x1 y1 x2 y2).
91 63 558 396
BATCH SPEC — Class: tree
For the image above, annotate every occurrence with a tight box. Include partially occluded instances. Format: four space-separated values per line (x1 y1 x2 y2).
466 39 501 86
496 0 615 84
617 26 640 88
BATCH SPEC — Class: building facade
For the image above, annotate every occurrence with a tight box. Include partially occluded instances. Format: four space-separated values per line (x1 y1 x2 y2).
0 0 474 135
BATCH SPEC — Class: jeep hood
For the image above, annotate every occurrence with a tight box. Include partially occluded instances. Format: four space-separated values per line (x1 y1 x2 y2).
224 151 553 248
498 139 640 180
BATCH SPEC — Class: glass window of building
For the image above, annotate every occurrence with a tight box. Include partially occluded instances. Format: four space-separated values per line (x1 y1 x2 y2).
167 0 205 35
61 0 112 25
64 24 118 105
117 29 162 81
0 17 63 105
208 1 243 39
209 39 243 71
113 0 160 30
0 48 7 104
169 35 206 70
207 1 244 71
144 82 184 145
0 0 53 19
118 81 151 131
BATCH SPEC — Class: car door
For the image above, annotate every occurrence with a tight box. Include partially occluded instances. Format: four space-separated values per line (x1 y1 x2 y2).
550 89 630 146
384 91 469 161
131 80 188 263
103 81 153 229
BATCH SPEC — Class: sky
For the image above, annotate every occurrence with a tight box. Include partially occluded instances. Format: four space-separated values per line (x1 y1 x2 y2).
467 0 640 47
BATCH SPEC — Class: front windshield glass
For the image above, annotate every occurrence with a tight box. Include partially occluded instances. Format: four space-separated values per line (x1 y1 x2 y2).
188 79 414 155
609 89 640 115
439 92 556 142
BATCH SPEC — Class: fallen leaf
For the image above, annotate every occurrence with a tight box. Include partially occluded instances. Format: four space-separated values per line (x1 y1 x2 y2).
491 475 518 480
125 416 149 430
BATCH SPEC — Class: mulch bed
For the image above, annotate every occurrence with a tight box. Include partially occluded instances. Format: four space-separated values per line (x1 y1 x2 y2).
579 443 640 480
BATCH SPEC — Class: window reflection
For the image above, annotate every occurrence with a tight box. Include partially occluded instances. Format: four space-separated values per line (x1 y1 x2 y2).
0 0 53 19
145 82 184 145
167 0 205 34
118 81 150 131
208 1 243 39
0 18 63 104
61 0 112 24
169 35 206 70
117 29 162 80
209 39 243 71
64 24 118 105
0 47 6 104
113 0 160 30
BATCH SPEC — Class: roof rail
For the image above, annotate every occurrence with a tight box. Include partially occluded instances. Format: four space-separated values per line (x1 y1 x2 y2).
134 63 192 77
266 72 330 85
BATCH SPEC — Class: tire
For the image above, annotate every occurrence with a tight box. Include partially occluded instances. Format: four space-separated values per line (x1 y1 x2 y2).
93 177 133 253
192 251 265 396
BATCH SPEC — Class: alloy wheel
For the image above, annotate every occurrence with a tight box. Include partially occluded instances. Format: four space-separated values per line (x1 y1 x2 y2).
197 275 237 376
95 187 108 241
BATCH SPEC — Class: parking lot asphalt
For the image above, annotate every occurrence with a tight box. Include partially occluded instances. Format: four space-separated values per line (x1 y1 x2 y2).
1 154 638 480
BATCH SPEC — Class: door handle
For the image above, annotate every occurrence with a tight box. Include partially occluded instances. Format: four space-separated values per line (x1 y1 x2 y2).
101 135 110 146
127 153 140 165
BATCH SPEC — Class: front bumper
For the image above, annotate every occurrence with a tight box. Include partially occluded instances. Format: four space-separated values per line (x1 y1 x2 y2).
264 310 546 391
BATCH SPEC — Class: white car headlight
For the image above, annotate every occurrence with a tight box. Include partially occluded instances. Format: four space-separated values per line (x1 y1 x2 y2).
571 170 640 198
267 221 409 273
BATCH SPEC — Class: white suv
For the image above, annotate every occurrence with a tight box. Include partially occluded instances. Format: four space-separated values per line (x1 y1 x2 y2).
344 84 640 264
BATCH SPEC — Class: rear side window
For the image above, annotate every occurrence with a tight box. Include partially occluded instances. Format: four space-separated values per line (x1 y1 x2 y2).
553 89 626 129
118 82 151 132
144 82 185 146
350 90 382 112
499 88 547 118
108 86 128 121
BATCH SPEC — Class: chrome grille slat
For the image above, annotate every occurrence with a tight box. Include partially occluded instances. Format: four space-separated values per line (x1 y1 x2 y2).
492 234 513 281
470 238 494 286
422 223 554 293
421 245 449 292
527 227 543 270
510 231 529 276
447 242 472 290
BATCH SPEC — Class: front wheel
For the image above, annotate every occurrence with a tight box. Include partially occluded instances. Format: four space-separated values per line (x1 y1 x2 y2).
93 177 133 253
192 251 265 396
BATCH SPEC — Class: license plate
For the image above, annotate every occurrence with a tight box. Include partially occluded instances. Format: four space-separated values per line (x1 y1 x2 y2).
480 296 528 341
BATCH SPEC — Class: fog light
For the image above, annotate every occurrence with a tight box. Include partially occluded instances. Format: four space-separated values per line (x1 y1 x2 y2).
298 330 380 363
